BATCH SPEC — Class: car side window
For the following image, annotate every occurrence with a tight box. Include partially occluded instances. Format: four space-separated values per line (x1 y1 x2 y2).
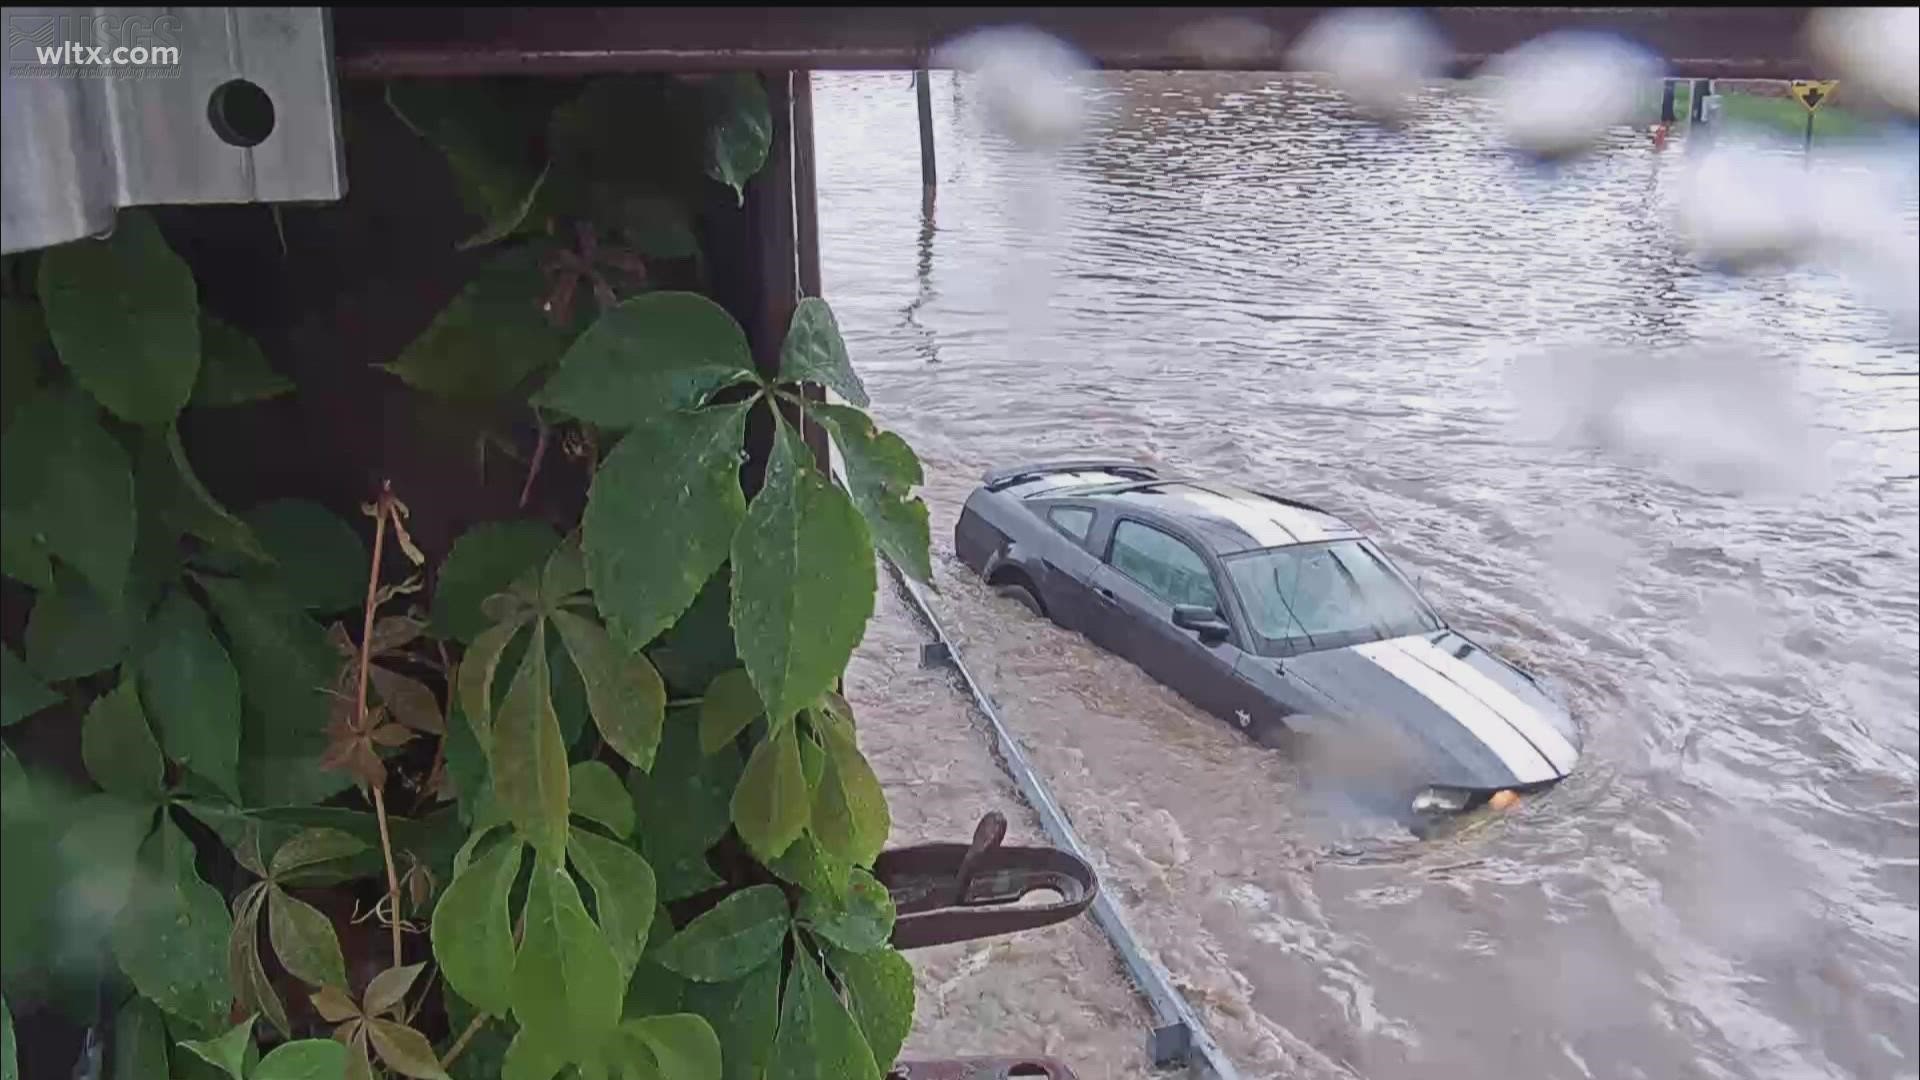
1048 506 1095 543
1109 520 1220 611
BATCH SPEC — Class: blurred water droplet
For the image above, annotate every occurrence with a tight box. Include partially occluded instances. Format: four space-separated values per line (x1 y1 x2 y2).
1676 146 1819 272
1288 8 1449 124
1809 7 1920 118
1482 32 1663 160
935 27 1092 151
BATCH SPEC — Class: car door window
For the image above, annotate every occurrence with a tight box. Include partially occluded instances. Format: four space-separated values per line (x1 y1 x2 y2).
1109 521 1220 611
1048 506 1094 543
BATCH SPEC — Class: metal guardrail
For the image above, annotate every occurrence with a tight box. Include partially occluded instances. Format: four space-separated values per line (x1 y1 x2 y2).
883 558 1244 1080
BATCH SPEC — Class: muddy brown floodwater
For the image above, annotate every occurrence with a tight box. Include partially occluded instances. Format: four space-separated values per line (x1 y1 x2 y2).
827 71 1919 1080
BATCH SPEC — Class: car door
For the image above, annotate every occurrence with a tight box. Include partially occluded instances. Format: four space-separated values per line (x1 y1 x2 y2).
1090 519 1245 719
1032 503 1104 633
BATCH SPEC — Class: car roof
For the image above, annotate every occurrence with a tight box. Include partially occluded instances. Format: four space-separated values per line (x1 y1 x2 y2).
1045 477 1361 555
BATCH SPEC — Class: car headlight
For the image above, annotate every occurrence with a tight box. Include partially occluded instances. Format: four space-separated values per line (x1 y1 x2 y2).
1411 786 1472 815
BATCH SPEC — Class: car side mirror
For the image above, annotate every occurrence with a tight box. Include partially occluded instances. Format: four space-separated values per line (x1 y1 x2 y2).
1171 604 1230 644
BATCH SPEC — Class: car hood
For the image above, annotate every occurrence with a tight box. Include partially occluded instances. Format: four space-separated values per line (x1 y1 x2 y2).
1282 630 1581 791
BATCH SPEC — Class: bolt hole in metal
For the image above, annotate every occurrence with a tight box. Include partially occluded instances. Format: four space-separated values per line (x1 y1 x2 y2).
206 78 276 147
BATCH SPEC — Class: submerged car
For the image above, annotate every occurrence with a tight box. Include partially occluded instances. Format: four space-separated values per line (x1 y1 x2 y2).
955 461 1580 821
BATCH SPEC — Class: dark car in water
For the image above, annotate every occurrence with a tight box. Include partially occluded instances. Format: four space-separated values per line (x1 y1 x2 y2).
955 461 1581 820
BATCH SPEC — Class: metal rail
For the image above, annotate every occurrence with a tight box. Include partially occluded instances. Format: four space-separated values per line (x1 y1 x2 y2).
882 559 1244 1080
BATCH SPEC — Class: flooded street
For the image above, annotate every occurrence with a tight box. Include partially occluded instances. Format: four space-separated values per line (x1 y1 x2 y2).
822 71 1919 1080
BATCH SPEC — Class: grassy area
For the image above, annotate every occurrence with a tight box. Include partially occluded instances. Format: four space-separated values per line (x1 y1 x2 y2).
1647 82 1874 142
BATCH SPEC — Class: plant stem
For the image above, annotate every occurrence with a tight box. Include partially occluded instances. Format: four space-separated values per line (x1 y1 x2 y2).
358 482 405 969
439 1012 488 1071
519 409 550 509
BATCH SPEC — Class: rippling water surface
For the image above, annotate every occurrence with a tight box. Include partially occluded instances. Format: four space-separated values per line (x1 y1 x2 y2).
820 72 1920 1080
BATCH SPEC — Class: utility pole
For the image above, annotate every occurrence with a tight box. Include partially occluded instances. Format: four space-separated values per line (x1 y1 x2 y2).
916 69 936 194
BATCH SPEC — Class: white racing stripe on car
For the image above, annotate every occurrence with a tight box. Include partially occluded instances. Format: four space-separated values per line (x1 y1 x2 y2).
1178 490 1301 547
1354 640 1560 784
1391 636 1580 775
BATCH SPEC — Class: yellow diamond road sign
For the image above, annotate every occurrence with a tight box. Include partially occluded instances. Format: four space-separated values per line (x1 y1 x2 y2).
1790 80 1840 112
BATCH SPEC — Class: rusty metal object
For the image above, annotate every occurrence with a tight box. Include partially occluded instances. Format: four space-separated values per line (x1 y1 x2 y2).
888 1058 1079 1080
874 812 1098 950
334 7 1820 80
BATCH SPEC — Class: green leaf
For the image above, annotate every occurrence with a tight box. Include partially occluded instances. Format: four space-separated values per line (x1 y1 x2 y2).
730 723 810 862
768 832 851 901
0 645 58 727
179 1016 255 1080
193 316 292 407
441 990 513 1080
731 420 876 725
646 570 737 696
384 247 577 400
0 511 54 590
809 715 890 868
500 1027 566 1080
112 818 233 1033
236 499 367 614
386 81 563 249
366 962 425 1017
584 402 750 650
255 1039 349 1080
769 947 879 1080
436 522 558 644
267 885 349 990
569 761 635 837
566 826 657 977
812 403 932 584
511 856 623 1055
81 680 164 802
0 998 10 1080
0 388 134 602
433 837 524 1017
0 297 50 432
458 614 530 741
269 827 373 885
198 575 351 806
828 947 914 1072
702 74 772 203
38 209 200 425
369 1019 451 1079
627 712 737 894
625 1014 721 1080
698 669 761 755
798 869 894 954
229 882 291 1038
603 195 700 261
540 540 588 608
112 993 171 1080
654 885 788 983
535 293 756 431
777 299 868 407
24 566 129 681
137 426 266 562
552 609 666 771
683 960 780 1080
136 590 242 799
493 619 569 861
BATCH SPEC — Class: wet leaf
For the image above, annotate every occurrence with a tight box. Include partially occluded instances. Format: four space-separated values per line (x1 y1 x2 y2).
777 298 868 407
810 715 890 868
492 619 569 860
646 569 738 695
270 827 372 885
141 426 267 562
702 74 772 203
0 388 134 602
383 247 576 400
583 402 750 650
255 1039 349 1080
180 1016 256 1080
235 499 367 614
797 869 894 954
268 885 349 990
499 1026 566 1080
436 522 558 644
81 680 164 802
111 993 170 1080
683 960 780 1080
24 567 128 681
813 403 932 584
433 836 524 1016
229 883 291 1037
0 297 50 432
624 1013 721 1080
193 316 292 407
311 985 361 1024
569 761 635 837
386 81 561 249
38 209 200 425
731 421 875 725
535 292 756 431
552 608 666 770
458 615 530 738
698 668 762 755
365 961 428 1018
371 666 444 734
628 713 738 894
828 947 914 1072
368 1019 450 1079
136 590 242 799
731 718 810 862
112 818 233 1033
511 856 623 1054
768 832 851 901
566 826 657 977
655 884 789 983
652 851 726 903
769 947 879 1080
0 645 58 727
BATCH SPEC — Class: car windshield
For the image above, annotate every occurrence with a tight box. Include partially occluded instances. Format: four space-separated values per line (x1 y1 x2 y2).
1224 539 1441 656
